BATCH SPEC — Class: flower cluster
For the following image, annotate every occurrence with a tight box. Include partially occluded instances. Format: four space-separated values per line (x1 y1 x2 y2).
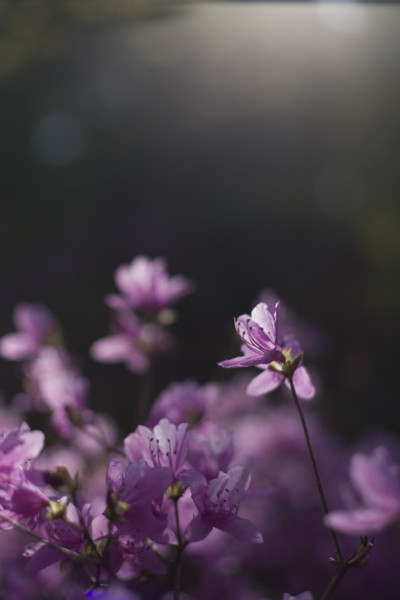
0 255 397 600
90 256 195 373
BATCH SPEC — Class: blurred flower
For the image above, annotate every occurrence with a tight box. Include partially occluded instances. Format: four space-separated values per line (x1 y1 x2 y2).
106 255 195 313
325 447 400 534
0 303 58 361
187 423 235 481
146 380 216 427
23 347 90 438
90 312 172 374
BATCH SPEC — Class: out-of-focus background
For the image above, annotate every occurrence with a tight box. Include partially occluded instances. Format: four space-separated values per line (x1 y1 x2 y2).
1 1 400 439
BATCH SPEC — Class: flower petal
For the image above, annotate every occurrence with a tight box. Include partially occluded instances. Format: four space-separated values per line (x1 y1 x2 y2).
246 369 283 396
324 507 396 535
184 514 212 542
0 333 38 360
90 335 133 362
250 303 276 342
286 366 315 400
350 449 400 511
218 353 265 369
217 516 263 544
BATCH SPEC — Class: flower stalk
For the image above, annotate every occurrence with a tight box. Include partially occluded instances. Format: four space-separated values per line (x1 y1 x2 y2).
287 374 344 564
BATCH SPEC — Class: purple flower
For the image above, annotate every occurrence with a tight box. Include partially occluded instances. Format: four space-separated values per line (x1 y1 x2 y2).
220 302 284 369
183 466 263 544
325 447 400 535
26 501 88 571
187 424 235 481
256 289 326 359
90 312 171 374
146 380 216 427
106 459 173 543
23 348 89 438
108 535 167 579
124 418 189 481
219 302 315 400
0 423 48 525
0 303 57 361
0 422 44 467
106 255 195 312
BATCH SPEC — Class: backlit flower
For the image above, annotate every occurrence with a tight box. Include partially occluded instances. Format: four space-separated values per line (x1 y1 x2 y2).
219 302 315 399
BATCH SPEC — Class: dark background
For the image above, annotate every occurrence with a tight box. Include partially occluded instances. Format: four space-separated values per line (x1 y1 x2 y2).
1 1 400 439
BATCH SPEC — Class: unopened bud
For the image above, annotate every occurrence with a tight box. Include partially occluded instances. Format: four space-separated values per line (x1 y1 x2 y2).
44 466 79 494
105 492 129 522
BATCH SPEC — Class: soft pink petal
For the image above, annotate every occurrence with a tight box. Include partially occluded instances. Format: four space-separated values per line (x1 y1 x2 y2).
90 335 132 362
125 350 149 374
324 507 396 535
0 333 38 360
218 353 266 369
105 293 131 310
14 304 54 337
246 369 283 396
350 449 400 511
250 303 276 341
286 366 315 400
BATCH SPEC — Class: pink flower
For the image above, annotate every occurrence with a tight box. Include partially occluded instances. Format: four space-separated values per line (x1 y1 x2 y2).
325 447 400 535
106 255 195 312
23 347 89 438
187 424 235 481
90 312 171 374
124 418 189 481
0 303 57 360
146 380 216 427
183 466 263 544
26 501 89 571
0 423 48 526
219 302 315 400
106 459 173 543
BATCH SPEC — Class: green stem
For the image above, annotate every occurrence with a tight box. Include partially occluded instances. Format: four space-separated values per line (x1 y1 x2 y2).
288 375 343 563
